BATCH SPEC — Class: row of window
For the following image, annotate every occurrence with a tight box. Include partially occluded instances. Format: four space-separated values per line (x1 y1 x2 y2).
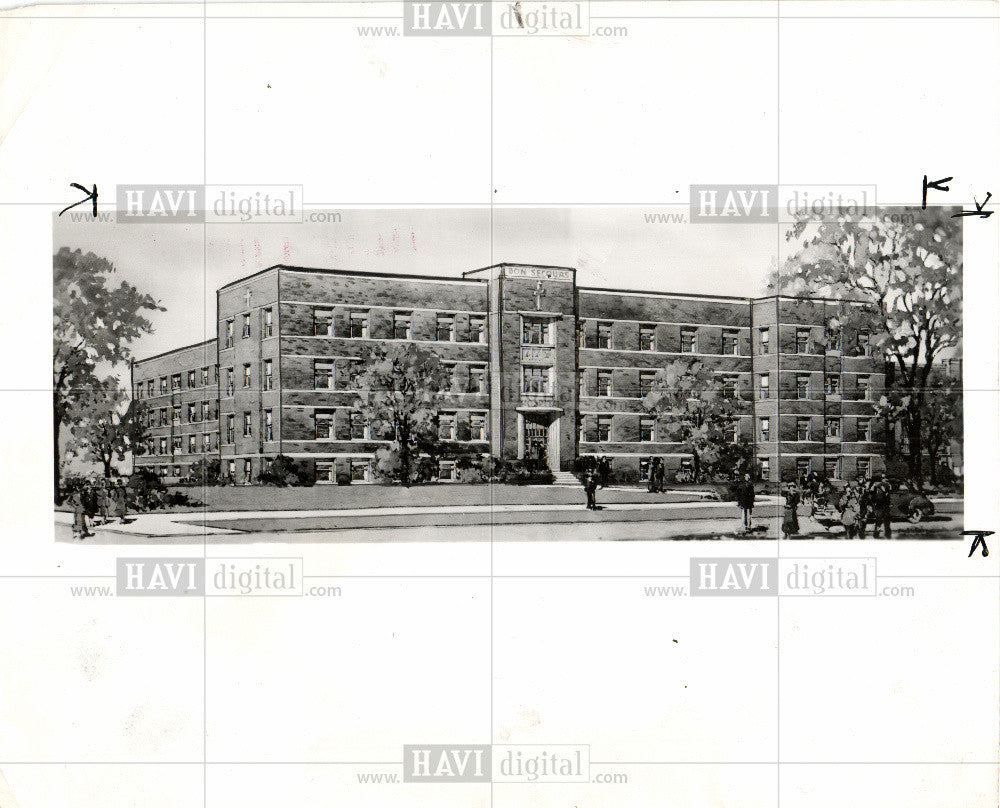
758 417 874 442
577 371 872 400
224 309 274 347
222 362 275 396
755 373 871 400
313 410 489 442
312 360 488 393
147 433 218 455
222 411 275 443
311 309 488 343
579 322 872 357
146 402 218 427
135 366 218 399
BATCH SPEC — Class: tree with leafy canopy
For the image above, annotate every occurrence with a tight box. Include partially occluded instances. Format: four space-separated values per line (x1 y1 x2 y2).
772 208 961 485
53 248 162 502
352 343 451 484
69 381 149 479
641 358 753 482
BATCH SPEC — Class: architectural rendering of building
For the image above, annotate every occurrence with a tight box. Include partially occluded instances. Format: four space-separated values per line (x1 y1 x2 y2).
130 263 886 485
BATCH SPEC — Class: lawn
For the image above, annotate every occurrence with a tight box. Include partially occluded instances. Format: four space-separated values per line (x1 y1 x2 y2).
153 483 713 512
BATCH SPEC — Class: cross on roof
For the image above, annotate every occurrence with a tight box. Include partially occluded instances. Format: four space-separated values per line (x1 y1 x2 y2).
244 289 252 309
532 280 546 311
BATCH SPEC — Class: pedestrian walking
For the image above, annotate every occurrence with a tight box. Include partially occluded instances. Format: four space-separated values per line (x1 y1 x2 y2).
838 482 862 540
598 456 610 489
70 489 90 540
647 458 659 493
869 474 893 539
113 481 128 523
583 469 599 510
653 458 665 493
782 482 801 538
97 481 111 525
735 473 755 533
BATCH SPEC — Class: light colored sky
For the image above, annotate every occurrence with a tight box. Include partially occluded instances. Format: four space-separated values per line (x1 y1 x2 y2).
53 207 780 360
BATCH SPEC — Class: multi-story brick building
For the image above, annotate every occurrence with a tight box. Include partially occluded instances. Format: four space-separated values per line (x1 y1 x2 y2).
131 263 885 485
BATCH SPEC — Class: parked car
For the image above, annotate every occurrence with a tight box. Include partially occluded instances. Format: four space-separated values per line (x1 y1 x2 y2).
890 487 935 523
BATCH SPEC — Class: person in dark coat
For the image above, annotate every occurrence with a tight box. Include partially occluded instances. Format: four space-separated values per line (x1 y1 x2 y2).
653 458 665 493
735 473 755 532
598 456 610 489
782 482 801 538
583 469 598 510
838 482 862 540
71 489 90 539
647 458 659 493
868 474 893 539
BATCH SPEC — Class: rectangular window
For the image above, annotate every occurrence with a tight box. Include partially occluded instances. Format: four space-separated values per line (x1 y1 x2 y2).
796 329 811 354
439 412 456 441
159 437 167 455
135 384 142 399
638 371 656 398
857 331 871 356
522 366 551 395
856 458 871 479
856 375 870 400
171 374 181 391
857 417 872 441
471 412 487 441
351 460 369 482
639 324 656 352
469 315 486 344
469 365 487 393
349 311 369 339
796 418 810 441
796 375 810 400
441 363 457 392
263 359 273 390
825 418 841 438
825 374 841 395
596 370 612 397
796 457 810 480
680 327 697 353
264 409 273 441
578 324 587 349
597 322 612 349
159 377 167 394
722 375 738 399
393 312 412 340
243 364 252 388
639 457 651 480
226 414 235 443
313 308 333 336
172 406 180 425
201 366 210 386
760 417 770 442
225 368 235 397
159 408 167 427
436 314 455 342
187 402 197 423
187 370 196 388
727 422 739 443
314 410 333 440
227 460 236 479
348 360 363 390
202 400 211 421
243 459 252 484
578 371 587 399
173 464 182 478
760 458 771 478
147 380 155 397
172 436 182 453
187 435 197 454
263 308 273 337
314 360 333 389
349 411 367 440
597 416 612 442
242 313 251 339
759 327 770 354
225 319 234 348
243 412 252 437
826 328 842 351
758 374 770 399
639 417 655 442
437 461 456 482
202 433 211 452
522 316 551 346
315 461 334 484
722 330 740 356
825 458 841 480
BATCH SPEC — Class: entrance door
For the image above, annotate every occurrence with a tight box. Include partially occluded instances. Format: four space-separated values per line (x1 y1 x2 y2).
524 415 548 464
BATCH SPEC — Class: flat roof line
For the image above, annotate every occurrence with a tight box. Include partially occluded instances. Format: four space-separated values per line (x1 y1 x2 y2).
463 262 577 277
579 285 751 303
134 337 218 366
219 265 486 291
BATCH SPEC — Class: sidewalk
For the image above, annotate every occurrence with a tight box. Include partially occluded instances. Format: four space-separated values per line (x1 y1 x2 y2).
55 496 781 538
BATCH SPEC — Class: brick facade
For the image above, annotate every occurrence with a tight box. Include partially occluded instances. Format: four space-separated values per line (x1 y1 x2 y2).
131 263 885 484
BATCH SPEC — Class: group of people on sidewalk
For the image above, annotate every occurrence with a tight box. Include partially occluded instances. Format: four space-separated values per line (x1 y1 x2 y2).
70 478 129 540
782 473 894 539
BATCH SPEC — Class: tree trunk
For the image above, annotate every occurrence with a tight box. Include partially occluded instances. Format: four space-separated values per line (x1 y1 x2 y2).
691 448 701 482
398 418 410 485
53 403 63 505
906 408 923 489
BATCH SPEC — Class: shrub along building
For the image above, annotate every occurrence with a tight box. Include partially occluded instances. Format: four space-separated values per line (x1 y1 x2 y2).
130 263 885 485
